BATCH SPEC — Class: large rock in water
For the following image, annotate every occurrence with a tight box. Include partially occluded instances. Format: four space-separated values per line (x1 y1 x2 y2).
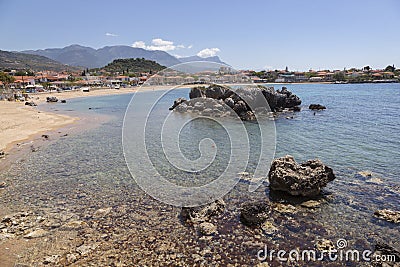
171 85 302 120
268 155 335 197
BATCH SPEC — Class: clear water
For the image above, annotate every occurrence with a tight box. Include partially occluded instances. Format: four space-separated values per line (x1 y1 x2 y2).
1 83 399 266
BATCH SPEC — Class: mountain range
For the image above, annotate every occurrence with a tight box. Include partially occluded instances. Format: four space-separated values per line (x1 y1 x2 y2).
0 50 80 72
21 44 226 69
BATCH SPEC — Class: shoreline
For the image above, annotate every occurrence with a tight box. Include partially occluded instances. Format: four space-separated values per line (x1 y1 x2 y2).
0 84 194 173
0 102 78 153
0 86 176 151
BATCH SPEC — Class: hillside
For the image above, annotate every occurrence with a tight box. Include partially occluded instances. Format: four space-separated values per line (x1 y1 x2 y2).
23 45 181 68
0 50 80 72
99 58 166 74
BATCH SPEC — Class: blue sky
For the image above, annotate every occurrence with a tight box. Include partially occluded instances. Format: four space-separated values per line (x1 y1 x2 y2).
0 0 399 70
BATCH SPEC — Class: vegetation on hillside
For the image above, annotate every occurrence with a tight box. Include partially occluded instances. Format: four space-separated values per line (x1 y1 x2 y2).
0 50 81 72
93 58 166 75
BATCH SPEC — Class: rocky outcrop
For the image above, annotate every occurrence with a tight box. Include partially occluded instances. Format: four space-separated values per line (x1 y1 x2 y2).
46 96 58 103
268 155 336 197
170 84 301 120
309 104 326 110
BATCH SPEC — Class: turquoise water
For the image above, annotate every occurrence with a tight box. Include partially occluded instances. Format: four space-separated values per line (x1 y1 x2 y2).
1 83 399 266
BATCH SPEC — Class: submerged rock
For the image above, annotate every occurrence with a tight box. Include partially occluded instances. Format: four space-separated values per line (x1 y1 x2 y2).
198 222 217 235
268 155 336 197
260 220 279 235
374 209 400 223
300 200 321 209
181 199 225 224
240 200 271 226
358 170 373 177
315 239 335 251
372 242 400 267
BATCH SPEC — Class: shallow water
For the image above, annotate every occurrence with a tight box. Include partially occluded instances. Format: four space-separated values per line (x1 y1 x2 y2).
1 83 399 266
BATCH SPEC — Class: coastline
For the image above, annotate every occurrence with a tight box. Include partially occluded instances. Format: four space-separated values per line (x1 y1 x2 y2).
0 101 77 153
0 86 173 152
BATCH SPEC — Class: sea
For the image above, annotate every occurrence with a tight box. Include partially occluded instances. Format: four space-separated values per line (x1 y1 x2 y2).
1 83 399 266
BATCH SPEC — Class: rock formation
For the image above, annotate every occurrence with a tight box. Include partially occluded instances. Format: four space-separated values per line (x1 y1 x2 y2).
170 84 301 120
309 104 326 110
268 155 335 197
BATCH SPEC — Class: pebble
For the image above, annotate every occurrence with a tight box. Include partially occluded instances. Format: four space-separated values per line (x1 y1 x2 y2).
43 255 59 264
24 229 49 239
198 222 217 236
66 253 77 263
94 207 112 217
260 221 278 235
63 220 88 229
315 239 334 251
300 200 321 209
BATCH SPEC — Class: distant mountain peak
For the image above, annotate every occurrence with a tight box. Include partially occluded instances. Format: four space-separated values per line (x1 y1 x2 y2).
20 44 228 69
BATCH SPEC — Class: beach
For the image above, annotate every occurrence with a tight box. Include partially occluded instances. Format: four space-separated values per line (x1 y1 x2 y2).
0 86 176 153
0 83 399 266
0 101 76 152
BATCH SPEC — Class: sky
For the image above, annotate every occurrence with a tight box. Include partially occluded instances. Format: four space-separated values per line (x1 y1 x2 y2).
0 0 399 71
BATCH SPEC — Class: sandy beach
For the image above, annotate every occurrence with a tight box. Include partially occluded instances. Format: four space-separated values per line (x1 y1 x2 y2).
0 101 77 152
0 86 178 153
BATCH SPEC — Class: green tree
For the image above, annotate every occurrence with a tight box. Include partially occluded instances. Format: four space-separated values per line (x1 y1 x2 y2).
385 65 395 72
14 70 34 76
0 72 16 98
333 72 346 81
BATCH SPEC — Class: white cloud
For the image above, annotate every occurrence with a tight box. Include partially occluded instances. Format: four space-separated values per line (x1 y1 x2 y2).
188 45 193 49
105 32 118 37
131 38 187 52
197 48 220 58
151 38 173 46
132 41 146 49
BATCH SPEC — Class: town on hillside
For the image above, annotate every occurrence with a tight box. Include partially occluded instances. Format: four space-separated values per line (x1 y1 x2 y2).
0 62 399 101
